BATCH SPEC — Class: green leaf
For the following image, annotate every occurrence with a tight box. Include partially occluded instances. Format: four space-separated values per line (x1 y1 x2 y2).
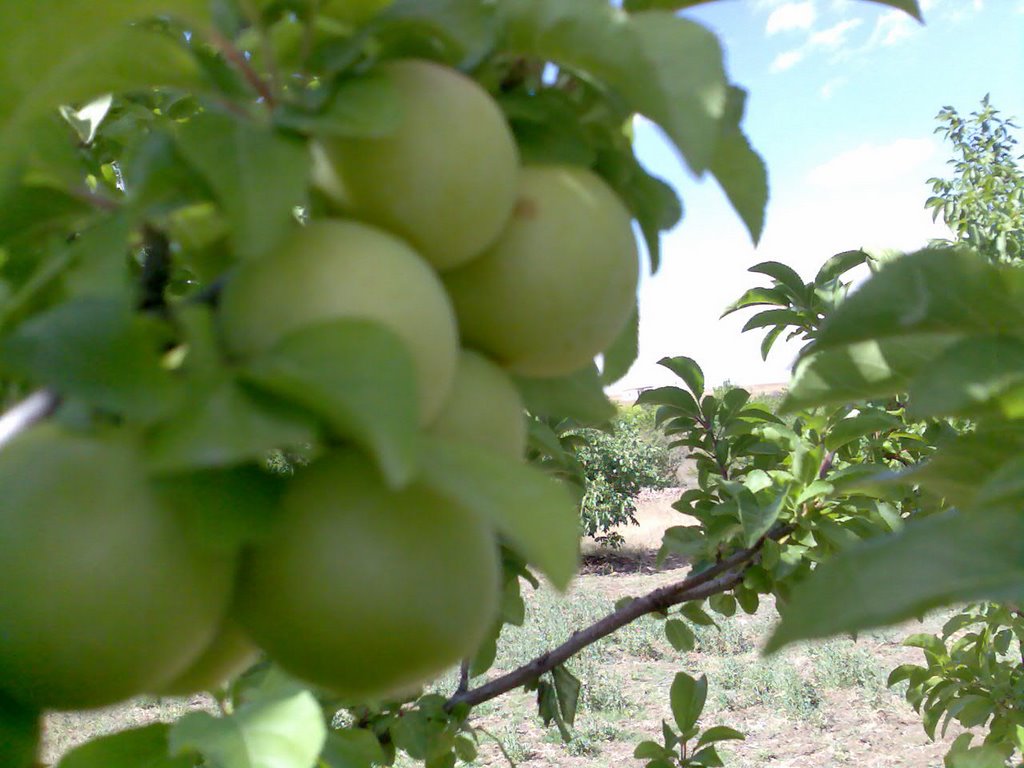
907 335 1024 418
741 309 806 333
145 379 319 474
636 386 700 420
0 297 181 423
863 0 923 20
814 250 868 287
514 364 616 426
552 665 582 726
691 745 723 767
57 723 190 768
947 745 1006 768
501 0 728 174
0 7 208 176
170 690 326 768
665 619 696 652
721 285 791 316
904 424 1024 507
321 729 387 768
601 305 639 385
696 726 744 747
749 261 806 301
242 320 420 488
536 679 572 741
176 113 309 260
633 740 669 759
275 73 401 139
372 0 500 68
150 465 285 554
0 695 38 768
767 507 1024 652
736 488 784 547
709 87 767 243
670 672 707 733
815 248 1024 351
419 437 579 590
825 409 903 452
658 355 705 397
782 334 962 411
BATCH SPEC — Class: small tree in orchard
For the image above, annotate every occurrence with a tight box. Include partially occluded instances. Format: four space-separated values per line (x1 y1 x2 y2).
11 3 1024 768
926 95 1024 263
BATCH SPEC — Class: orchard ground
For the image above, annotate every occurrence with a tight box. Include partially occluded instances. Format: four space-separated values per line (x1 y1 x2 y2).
43 465 969 768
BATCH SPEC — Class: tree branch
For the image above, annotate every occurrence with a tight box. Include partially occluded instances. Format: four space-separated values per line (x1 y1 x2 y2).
447 524 793 711
0 390 60 450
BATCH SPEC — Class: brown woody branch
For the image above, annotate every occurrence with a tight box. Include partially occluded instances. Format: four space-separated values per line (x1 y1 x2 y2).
447 524 793 711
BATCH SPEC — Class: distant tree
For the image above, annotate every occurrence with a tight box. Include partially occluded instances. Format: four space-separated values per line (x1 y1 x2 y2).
927 95 1024 263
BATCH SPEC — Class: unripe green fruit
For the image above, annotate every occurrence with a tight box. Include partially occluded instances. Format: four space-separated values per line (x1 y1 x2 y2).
443 166 639 377
235 449 500 700
0 428 234 710
430 350 526 459
218 219 459 424
158 618 260 696
320 59 519 271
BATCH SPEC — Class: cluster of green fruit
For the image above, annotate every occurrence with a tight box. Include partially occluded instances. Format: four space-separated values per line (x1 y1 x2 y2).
0 59 639 712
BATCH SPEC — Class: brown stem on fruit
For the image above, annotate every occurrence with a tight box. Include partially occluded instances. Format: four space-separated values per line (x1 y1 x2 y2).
208 30 276 108
0 390 60 449
446 524 794 711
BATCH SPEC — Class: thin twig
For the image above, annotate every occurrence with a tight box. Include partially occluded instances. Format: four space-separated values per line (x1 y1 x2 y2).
447 524 793 711
208 30 276 108
0 391 60 450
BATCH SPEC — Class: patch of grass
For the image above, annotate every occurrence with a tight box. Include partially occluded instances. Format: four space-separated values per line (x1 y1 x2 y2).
714 656 821 721
808 639 885 691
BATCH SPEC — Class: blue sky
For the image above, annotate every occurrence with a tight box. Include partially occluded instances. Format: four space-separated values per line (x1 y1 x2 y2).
611 0 1024 394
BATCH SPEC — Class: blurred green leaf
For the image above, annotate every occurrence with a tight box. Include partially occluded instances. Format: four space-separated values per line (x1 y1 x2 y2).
321 728 387 768
782 334 961 411
170 689 326 768
815 249 1024 351
0 5 208 176
514 364 616 426
601 306 639 385
907 335 1024 418
0 297 181 422
501 0 727 175
276 73 401 139
176 113 309 260
0 694 38 768
146 379 318 474
57 723 190 768
767 507 1024 652
243 320 420 488
419 437 579 591
825 409 903 452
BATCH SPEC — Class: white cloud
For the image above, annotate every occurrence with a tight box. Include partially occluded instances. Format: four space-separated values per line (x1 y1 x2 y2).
865 9 918 47
809 18 863 47
806 138 939 191
770 49 805 72
766 1 817 34
820 77 846 98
